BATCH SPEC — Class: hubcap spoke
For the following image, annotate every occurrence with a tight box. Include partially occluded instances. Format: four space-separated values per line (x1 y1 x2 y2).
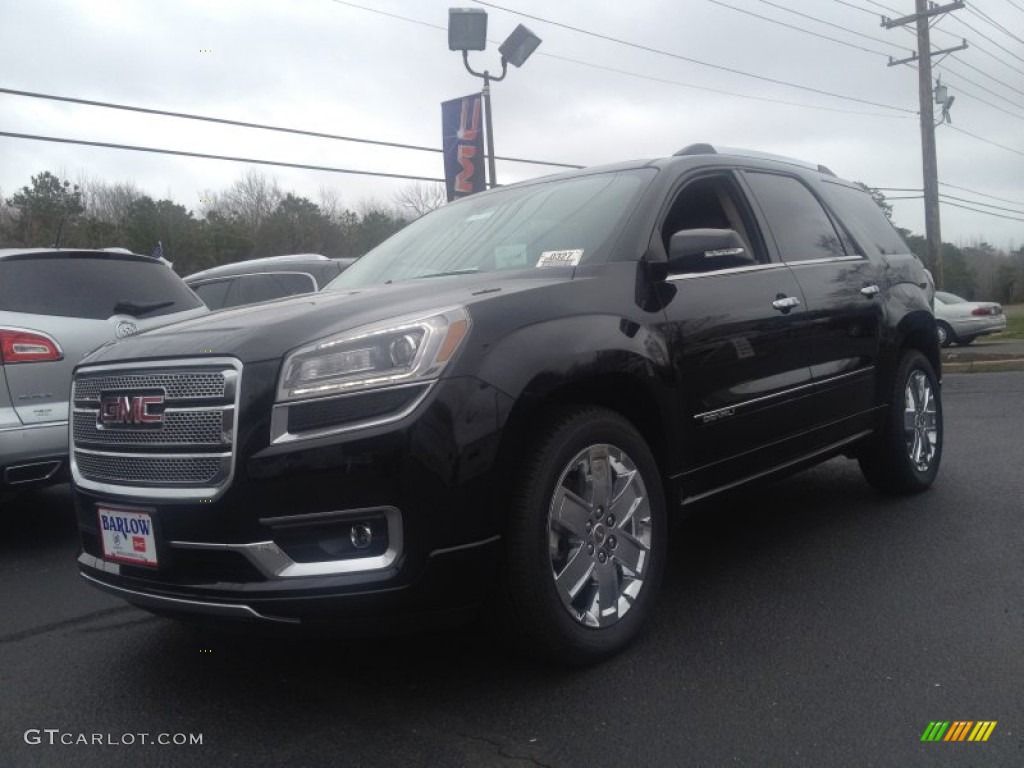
547 442 653 629
903 370 938 471
551 487 591 538
554 545 594 602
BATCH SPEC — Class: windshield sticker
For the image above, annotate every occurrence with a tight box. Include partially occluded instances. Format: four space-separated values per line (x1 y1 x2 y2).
495 244 529 269
537 249 583 268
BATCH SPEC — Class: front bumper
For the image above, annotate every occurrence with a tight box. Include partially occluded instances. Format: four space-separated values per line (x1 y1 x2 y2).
73 373 511 625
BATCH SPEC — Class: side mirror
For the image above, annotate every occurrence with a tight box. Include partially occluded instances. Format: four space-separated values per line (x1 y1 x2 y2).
668 228 755 274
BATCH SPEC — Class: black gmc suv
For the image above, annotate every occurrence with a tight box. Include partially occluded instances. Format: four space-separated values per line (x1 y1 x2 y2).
71 145 942 663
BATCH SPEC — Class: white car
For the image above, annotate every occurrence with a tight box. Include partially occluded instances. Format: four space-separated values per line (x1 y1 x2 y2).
933 290 1006 347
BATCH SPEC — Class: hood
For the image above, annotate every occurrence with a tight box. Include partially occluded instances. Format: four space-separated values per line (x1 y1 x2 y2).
78 269 572 367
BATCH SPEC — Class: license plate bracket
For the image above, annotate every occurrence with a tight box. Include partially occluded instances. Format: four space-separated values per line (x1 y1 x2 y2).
97 505 159 567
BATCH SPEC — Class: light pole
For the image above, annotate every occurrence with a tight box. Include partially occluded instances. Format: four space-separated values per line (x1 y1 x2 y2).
448 8 541 189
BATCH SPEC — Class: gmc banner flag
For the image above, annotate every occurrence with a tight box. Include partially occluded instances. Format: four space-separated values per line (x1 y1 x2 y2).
441 93 485 201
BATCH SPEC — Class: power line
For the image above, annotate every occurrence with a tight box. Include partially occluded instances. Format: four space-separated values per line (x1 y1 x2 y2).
940 182 1024 206
908 66 1024 122
944 56 1024 101
967 4 1024 45
755 0 908 51
947 124 1024 157
0 86 583 170
937 62 1024 111
879 183 1024 207
830 0 889 18
467 0 917 114
0 130 447 183
329 0 914 119
1001 0 1024 14
939 192 1024 215
940 198 1024 222
707 0 899 57
948 12 1024 65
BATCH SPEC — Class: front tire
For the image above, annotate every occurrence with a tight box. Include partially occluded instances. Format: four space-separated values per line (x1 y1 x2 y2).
501 407 666 665
859 350 943 494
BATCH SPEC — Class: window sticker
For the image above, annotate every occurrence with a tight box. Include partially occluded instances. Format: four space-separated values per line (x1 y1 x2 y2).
536 249 584 268
495 244 529 269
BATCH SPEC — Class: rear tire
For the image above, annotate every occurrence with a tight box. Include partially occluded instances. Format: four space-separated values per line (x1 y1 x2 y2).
936 321 955 348
500 406 666 665
859 350 942 494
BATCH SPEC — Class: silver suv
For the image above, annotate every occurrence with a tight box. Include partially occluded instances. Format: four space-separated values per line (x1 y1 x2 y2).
0 248 208 498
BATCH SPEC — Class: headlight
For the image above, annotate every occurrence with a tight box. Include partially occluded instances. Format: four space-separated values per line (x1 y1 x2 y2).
277 307 471 402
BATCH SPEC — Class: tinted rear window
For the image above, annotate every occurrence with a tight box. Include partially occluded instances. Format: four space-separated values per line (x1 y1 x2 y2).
0 254 203 319
820 181 911 256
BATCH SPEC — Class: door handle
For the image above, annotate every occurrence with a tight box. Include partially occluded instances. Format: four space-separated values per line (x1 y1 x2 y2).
861 285 880 297
772 296 801 311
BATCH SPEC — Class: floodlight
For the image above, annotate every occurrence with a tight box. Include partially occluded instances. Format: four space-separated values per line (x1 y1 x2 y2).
498 24 541 68
448 8 487 51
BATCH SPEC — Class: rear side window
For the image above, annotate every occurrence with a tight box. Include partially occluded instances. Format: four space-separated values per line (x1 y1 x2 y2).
744 172 848 262
225 273 315 307
0 254 203 319
819 181 911 256
192 279 233 309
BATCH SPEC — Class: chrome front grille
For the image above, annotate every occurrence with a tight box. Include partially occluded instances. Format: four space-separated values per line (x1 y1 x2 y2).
73 409 229 446
73 371 227 401
74 452 224 485
71 359 241 499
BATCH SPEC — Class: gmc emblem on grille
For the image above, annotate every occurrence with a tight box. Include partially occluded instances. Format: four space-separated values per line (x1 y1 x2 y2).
98 393 165 428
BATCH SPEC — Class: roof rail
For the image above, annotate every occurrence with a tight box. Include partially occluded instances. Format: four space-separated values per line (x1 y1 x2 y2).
673 143 717 156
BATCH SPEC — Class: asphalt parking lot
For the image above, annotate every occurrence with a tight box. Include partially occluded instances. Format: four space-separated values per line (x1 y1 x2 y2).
1 372 1021 768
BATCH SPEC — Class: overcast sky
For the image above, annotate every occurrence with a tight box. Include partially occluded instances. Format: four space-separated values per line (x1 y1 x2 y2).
2 0 1022 248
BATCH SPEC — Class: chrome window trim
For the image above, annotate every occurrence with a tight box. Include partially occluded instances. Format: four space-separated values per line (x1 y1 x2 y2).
70 356 241 501
666 262 787 281
784 255 865 267
269 380 435 445
190 270 318 289
694 367 873 422
170 506 403 578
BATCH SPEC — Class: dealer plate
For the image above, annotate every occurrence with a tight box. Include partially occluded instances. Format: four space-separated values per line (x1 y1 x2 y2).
97 506 158 567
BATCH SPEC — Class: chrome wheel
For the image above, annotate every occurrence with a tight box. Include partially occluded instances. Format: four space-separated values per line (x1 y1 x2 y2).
903 370 938 471
936 324 948 346
547 443 652 628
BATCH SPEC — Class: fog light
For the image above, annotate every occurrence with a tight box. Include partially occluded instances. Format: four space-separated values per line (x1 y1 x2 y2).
350 524 373 549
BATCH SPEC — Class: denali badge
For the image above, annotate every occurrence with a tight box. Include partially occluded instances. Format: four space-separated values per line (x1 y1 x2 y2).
98 393 165 427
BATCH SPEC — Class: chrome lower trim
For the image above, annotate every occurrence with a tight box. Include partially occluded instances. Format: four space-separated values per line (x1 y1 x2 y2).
428 534 502 558
0 419 68 433
79 571 298 623
694 367 873 423
4 459 62 484
269 381 435 445
682 429 874 505
171 507 403 578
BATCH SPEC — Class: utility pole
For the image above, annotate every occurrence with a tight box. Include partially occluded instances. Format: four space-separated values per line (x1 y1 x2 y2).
883 0 966 290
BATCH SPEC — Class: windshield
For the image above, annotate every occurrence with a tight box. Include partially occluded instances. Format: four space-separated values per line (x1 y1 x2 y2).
325 169 655 289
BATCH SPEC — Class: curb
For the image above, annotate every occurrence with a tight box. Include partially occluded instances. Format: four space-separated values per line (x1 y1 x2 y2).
942 358 1024 373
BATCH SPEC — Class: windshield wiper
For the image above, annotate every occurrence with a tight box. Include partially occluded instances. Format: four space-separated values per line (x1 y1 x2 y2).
415 268 480 279
112 300 175 317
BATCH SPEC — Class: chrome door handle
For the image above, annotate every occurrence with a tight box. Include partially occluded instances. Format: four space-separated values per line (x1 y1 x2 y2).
861 285 880 297
772 296 801 311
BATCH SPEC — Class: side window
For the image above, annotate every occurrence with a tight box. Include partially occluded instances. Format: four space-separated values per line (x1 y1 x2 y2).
819 181 911 256
661 175 763 272
192 279 232 310
234 273 315 305
744 172 848 262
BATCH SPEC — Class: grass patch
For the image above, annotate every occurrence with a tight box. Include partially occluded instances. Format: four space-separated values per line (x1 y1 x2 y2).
994 307 1024 340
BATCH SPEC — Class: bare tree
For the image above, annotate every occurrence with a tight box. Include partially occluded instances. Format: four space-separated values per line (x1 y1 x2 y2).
317 185 344 222
220 169 282 235
393 182 447 219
